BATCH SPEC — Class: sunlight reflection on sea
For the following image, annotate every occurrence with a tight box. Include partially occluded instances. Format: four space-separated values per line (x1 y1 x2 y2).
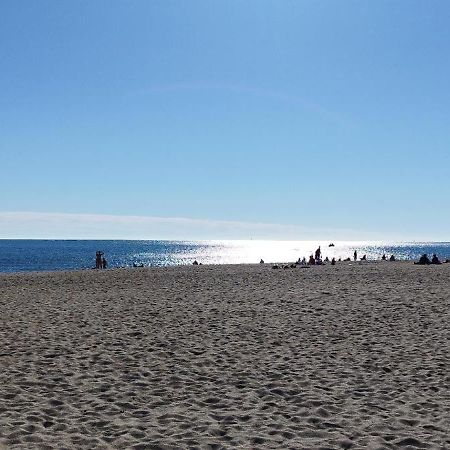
0 240 449 272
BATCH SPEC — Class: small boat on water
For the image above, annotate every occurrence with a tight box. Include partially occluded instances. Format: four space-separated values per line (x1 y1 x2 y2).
329 243 335 247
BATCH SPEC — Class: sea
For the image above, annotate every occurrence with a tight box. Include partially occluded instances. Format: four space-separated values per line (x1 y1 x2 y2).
0 240 449 273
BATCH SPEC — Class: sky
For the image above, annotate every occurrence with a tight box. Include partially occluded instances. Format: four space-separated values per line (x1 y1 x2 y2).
1 0 449 240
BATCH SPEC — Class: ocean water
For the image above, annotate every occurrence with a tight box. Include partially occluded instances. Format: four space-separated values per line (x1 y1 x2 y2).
0 240 449 273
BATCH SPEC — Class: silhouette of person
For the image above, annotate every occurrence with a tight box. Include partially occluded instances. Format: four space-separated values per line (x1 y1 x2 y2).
308 255 315 265
315 246 321 260
415 254 431 265
353 250 357 261
102 257 107 269
381 254 387 260
331 257 336 265
260 259 265 264
431 254 441 264
95 251 103 269
389 255 396 261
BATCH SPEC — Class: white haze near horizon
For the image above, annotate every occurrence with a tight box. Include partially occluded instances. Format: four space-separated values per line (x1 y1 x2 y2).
0 211 445 242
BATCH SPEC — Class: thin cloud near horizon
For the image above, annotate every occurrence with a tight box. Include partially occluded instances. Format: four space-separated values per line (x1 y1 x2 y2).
0 211 388 241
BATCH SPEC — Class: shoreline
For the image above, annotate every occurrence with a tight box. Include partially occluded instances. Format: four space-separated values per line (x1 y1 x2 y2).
0 258 448 277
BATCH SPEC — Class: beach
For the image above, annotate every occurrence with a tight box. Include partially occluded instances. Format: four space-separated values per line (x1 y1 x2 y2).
1 262 449 449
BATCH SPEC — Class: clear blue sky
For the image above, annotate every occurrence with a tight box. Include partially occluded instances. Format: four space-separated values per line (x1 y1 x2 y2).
1 1 449 239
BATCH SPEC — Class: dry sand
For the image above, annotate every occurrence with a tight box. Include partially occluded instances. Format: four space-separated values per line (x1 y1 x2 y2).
0 262 449 449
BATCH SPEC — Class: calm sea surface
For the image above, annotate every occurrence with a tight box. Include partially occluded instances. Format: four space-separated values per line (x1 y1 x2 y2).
0 240 449 273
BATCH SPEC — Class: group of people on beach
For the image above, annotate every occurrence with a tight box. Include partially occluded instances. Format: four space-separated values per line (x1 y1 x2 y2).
95 251 107 269
277 246 403 268
415 253 446 265
293 247 447 267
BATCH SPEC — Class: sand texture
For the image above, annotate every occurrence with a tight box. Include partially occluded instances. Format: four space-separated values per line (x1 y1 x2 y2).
1 262 449 449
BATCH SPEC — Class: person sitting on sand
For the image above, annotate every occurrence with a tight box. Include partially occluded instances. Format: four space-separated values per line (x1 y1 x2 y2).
324 256 329 262
360 254 367 261
415 254 431 265
381 254 387 260
260 259 264 264
193 260 199 265
308 255 315 265
389 255 396 261
431 254 442 265
331 257 336 265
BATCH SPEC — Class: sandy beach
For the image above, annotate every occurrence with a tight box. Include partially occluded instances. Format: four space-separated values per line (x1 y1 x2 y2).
1 262 449 449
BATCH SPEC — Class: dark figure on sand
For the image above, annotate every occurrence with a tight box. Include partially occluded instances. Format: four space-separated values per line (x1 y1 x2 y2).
381 254 387 260
415 254 431 265
308 255 316 265
95 251 104 269
331 257 336 265
390 255 396 261
431 254 442 265
315 246 321 260
354 250 357 261
102 257 107 269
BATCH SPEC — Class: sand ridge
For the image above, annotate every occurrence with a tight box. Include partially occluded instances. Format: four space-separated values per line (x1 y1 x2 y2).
0 262 449 449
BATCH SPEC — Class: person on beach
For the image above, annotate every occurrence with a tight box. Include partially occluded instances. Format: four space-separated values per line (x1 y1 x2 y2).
390 255 396 261
431 254 442 264
331 257 336 265
353 250 357 261
95 251 103 269
315 246 321 260
415 254 431 265
381 254 387 260
102 257 107 269
308 255 315 265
